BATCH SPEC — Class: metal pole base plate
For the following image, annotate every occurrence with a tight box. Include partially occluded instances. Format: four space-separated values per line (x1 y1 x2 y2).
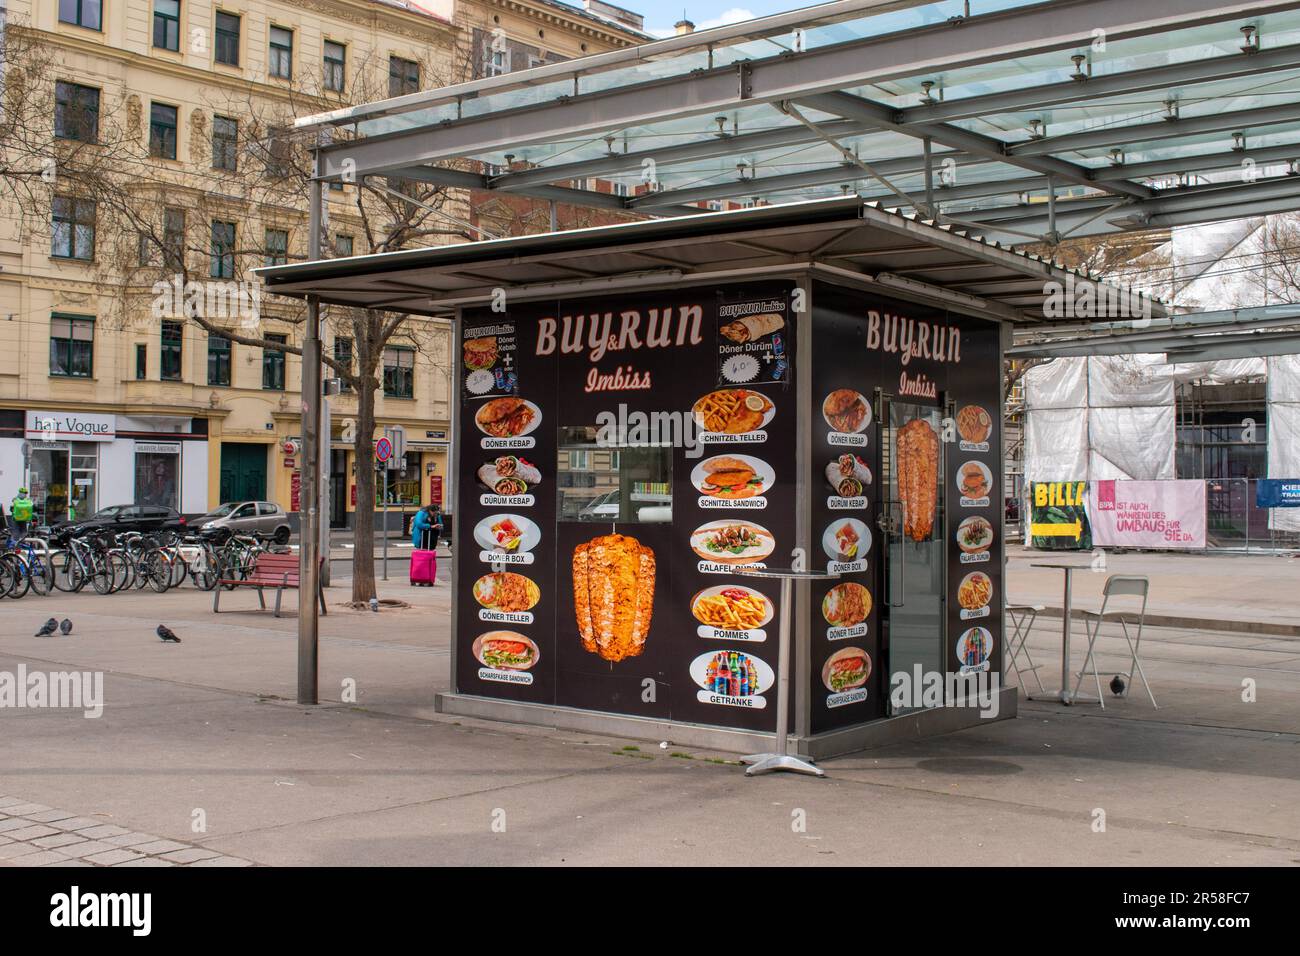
742 753 825 777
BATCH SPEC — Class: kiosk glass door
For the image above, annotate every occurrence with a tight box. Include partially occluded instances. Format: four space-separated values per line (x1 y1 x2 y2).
881 398 946 713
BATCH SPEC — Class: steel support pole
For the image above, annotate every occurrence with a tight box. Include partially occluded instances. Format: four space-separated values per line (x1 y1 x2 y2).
298 168 323 705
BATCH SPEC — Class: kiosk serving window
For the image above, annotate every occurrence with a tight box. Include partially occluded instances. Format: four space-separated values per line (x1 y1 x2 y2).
556 426 671 522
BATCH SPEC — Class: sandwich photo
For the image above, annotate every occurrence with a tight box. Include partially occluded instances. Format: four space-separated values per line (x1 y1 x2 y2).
473 631 540 671
474 397 540 438
691 454 772 499
719 312 784 344
463 336 499 370
822 647 872 694
573 534 656 662
822 389 871 433
958 461 992 499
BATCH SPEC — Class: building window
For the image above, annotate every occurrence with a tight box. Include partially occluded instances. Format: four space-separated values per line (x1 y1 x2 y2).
383 346 414 398
212 115 238 171
334 336 353 392
51 196 96 260
160 321 183 381
323 41 345 92
149 102 178 159
210 220 235 278
207 334 231 386
153 0 180 51
55 82 99 143
49 314 94 378
136 344 147 380
264 127 293 178
162 207 185 271
214 11 240 66
264 229 288 267
389 56 419 96
59 0 102 30
262 333 287 390
269 26 293 79
334 234 353 257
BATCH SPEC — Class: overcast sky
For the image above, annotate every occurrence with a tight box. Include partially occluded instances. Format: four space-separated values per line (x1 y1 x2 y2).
643 3 804 37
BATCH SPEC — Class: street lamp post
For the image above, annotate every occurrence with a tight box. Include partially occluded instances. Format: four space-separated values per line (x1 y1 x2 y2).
298 161 324 705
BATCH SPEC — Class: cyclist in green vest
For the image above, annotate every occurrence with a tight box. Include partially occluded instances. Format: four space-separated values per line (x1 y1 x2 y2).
10 487 34 538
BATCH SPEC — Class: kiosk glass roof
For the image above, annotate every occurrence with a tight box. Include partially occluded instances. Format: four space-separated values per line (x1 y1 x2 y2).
296 0 1300 245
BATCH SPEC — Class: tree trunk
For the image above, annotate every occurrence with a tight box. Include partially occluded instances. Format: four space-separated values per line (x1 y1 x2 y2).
351 379 378 603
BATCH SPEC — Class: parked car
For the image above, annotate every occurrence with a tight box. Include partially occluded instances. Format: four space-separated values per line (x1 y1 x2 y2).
55 504 187 539
197 501 292 543
578 490 620 520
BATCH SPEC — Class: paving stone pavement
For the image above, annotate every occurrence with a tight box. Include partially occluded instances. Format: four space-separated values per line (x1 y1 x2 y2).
0 796 253 868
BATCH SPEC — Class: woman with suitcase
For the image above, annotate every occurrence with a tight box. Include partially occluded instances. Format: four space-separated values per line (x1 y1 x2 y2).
410 505 439 586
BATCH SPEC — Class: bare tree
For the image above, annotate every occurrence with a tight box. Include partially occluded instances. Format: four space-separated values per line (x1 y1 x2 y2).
61 40 467 603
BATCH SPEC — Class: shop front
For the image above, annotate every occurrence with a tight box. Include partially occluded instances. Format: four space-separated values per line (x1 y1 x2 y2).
445 273 1007 756
0 410 210 522
258 200 1146 757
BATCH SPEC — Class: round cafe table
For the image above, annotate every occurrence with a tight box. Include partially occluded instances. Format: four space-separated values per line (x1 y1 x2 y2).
1029 561 1102 705
734 566 839 777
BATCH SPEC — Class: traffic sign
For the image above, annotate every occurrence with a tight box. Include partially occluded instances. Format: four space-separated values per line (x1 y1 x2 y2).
375 436 393 463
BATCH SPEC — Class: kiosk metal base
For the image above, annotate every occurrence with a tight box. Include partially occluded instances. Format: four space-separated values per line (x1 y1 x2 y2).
742 752 825 777
435 686 1017 760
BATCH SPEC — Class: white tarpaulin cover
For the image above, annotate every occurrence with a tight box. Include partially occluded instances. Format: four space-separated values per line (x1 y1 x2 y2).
1267 355 1300 532
1023 356 1175 484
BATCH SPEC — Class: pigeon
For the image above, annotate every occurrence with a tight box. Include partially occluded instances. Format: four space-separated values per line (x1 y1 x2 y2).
156 624 181 643
1110 674 1126 697
35 618 58 637
59 619 72 635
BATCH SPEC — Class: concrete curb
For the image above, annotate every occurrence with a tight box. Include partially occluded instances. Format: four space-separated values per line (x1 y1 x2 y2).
1034 606 1300 639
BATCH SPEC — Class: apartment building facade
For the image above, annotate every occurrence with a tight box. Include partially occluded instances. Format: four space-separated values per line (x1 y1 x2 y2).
0 0 644 527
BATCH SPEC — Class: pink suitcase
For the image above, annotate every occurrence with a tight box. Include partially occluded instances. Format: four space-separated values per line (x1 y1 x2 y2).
410 548 437 586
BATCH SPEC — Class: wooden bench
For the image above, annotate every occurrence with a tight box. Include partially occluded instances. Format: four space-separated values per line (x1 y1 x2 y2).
212 552 327 618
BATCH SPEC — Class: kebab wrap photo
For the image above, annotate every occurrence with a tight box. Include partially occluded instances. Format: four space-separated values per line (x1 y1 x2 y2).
720 313 784 344
478 456 543 495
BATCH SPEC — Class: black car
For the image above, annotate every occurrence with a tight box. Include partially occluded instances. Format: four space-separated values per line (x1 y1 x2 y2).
54 504 187 539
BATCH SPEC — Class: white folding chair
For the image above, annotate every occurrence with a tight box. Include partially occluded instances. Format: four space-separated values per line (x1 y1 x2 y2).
1004 601 1047 699
1071 574 1157 709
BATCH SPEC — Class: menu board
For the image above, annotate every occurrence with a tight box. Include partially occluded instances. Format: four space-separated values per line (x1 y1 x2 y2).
809 284 1003 732
455 283 797 732
808 294 884 733
944 319 1003 685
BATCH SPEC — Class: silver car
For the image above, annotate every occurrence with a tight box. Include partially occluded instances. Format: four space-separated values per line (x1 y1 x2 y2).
197 501 291 543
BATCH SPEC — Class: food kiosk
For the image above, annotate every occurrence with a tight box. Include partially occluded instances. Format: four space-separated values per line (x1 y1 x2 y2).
258 199 1132 757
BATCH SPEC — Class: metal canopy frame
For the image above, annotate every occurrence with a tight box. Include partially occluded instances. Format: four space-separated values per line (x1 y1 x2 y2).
257 197 1165 324
295 0 1300 246
1007 304 1300 357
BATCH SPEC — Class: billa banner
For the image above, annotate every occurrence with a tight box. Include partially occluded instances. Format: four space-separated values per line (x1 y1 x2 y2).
1256 479 1300 508
1029 481 1091 550
1089 480 1206 549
